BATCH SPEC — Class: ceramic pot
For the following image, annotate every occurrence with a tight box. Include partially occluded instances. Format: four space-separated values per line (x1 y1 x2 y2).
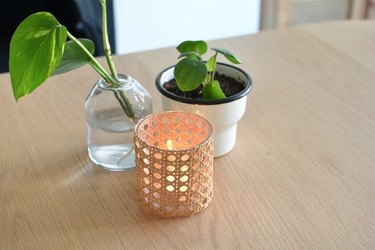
155 63 252 157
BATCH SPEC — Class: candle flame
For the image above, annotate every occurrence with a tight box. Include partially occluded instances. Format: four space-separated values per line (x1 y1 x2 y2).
167 139 173 150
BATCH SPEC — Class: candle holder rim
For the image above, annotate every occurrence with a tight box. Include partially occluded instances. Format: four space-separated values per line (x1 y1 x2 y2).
134 111 214 152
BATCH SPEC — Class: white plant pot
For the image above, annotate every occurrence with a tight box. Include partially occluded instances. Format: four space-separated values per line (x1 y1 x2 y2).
156 63 252 157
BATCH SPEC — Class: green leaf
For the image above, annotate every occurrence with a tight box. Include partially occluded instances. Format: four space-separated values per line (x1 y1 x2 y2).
177 40 207 55
52 39 95 76
203 80 226 100
206 55 216 72
9 12 67 100
212 48 241 64
174 58 207 92
177 51 202 61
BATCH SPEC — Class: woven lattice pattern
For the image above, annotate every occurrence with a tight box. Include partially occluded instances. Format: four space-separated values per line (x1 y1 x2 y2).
134 112 214 217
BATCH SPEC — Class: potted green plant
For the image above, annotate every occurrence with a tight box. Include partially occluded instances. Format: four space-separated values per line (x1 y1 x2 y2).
155 40 252 157
9 0 152 171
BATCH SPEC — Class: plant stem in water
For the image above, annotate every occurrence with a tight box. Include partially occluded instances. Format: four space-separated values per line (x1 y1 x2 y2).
116 145 135 165
113 90 135 121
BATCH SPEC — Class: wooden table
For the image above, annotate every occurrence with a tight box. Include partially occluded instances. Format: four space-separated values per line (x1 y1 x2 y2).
1 21 374 249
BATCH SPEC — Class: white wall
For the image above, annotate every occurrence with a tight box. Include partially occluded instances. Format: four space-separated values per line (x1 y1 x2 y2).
113 0 261 54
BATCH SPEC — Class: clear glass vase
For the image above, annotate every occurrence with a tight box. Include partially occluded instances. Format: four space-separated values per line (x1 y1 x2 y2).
85 74 152 171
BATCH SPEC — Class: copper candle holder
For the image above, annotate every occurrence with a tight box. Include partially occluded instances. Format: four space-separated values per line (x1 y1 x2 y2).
134 111 214 217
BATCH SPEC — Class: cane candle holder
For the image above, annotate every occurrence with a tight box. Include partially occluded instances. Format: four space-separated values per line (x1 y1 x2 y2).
134 111 214 217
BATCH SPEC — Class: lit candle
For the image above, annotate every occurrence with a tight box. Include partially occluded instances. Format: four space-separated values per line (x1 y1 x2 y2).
166 139 173 150
134 111 214 217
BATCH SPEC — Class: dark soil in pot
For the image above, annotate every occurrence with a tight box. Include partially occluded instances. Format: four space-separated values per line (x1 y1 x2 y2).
163 73 245 100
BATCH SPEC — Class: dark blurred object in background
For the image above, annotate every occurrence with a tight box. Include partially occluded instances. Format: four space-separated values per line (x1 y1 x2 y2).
0 0 115 73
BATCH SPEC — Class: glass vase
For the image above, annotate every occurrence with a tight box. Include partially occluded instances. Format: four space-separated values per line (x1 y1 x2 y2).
85 74 152 171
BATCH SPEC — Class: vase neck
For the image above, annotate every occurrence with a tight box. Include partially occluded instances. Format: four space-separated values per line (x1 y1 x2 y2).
99 74 134 90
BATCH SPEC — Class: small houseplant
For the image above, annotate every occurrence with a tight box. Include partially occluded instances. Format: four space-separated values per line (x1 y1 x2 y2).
156 40 252 157
9 0 152 171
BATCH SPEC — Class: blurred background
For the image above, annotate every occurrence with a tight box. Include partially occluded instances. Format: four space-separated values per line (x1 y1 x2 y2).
1 0 374 73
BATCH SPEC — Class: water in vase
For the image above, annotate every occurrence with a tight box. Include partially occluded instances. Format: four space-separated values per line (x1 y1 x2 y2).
86 108 137 171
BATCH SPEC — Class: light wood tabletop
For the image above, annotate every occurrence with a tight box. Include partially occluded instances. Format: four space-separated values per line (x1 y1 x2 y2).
1 20 375 249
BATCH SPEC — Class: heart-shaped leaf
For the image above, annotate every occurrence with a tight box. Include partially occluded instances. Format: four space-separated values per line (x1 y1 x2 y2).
52 39 95 76
212 48 241 64
177 40 207 55
174 58 207 92
203 80 226 100
9 12 67 100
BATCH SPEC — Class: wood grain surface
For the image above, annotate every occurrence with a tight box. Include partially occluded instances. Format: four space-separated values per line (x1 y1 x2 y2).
1 21 374 249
